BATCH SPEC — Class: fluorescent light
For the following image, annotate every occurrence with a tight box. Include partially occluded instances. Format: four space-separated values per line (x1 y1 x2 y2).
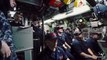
43 5 90 24
52 5 90 20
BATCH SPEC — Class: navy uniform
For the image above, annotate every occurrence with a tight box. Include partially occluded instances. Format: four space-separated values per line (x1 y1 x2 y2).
86 37 102 55
38 33 69 60
0 11 18 60
51 47 68 60
38 47 69 60
72 32 97 60
72 38 90 60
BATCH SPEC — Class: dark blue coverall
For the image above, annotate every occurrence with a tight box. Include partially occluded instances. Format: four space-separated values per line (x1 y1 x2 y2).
0 11 18 60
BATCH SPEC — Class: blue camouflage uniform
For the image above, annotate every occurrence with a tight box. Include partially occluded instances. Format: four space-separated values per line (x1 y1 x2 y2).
0 11 18 60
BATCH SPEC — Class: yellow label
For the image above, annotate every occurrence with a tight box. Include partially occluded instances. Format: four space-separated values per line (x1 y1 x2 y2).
74 0 84 7
63 0 72 5
74 0 78 7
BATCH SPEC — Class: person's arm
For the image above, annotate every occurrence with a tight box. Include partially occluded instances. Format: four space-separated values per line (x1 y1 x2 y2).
0 11 12 58
65 42 71 49
80 48 97 60
64 34 71 49
1 41 11 58
72 41 97 60
87 48 98 59
80 52 93 58
73 42 94 58
80 52 97 60
58 47 70 60
87 48 95 56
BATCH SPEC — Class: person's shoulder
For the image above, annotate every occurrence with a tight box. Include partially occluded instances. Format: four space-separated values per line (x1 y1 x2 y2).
85 37 93 42
72 39 79 44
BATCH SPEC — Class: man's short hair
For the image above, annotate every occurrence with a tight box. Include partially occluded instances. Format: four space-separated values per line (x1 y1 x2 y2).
73 32 82 36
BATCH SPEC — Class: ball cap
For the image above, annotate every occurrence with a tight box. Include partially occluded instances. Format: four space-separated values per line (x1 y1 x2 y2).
45 33 57 42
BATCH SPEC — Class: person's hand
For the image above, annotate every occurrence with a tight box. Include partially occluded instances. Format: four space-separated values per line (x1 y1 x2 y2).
66 58 70 60
10 0 16 7
91 55 98 60
63 44 67 49
1 41 11 58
